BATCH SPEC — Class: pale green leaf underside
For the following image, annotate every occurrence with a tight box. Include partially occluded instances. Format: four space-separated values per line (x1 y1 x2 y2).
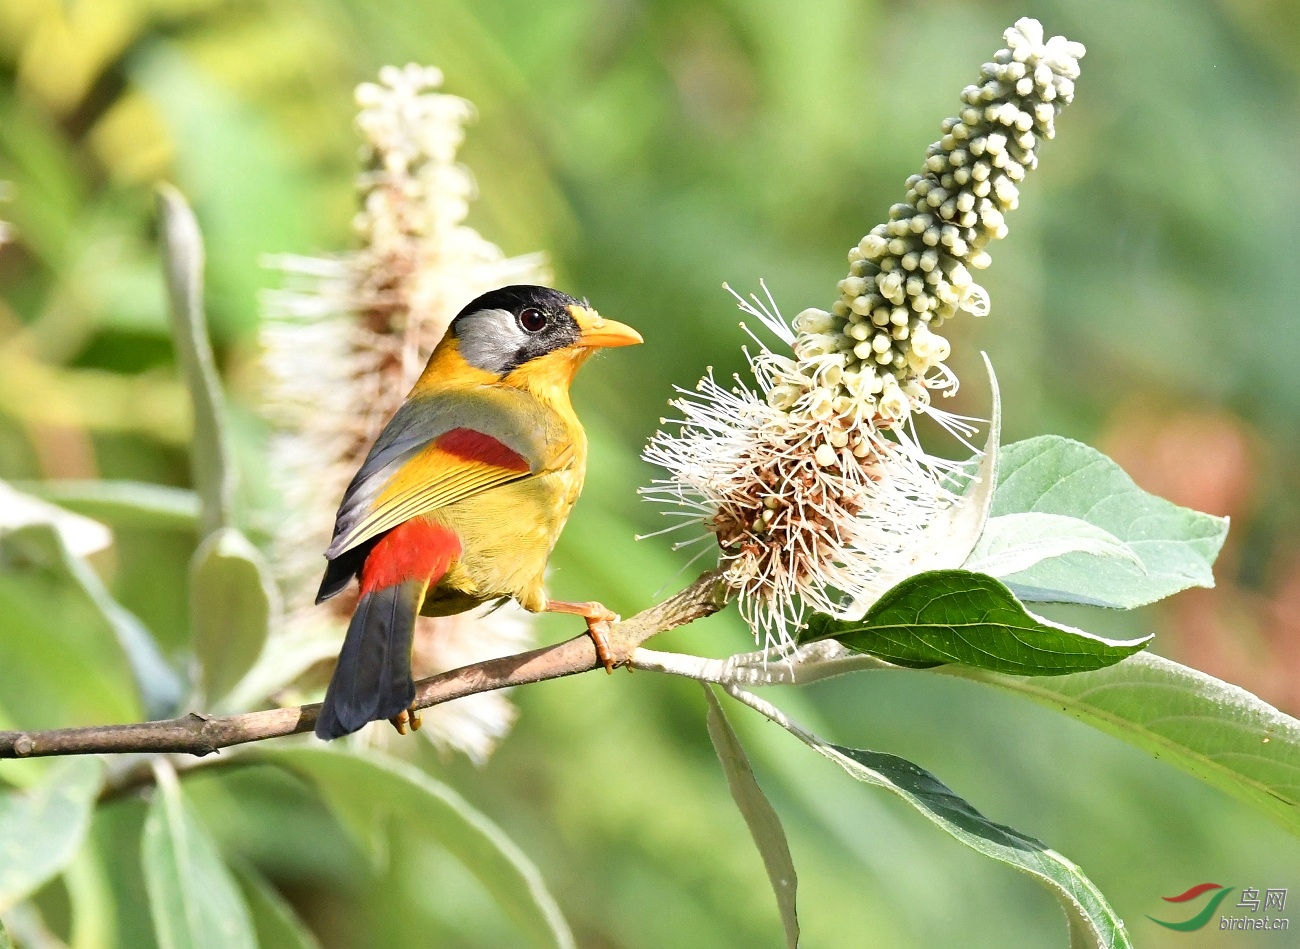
157 185 233 538
50 527 181 719
219 623 341 713
0 758 104 912
947 652 1300 835
703 685 799 949
991 437 1228 608
189 527 277 707
725 687 1130 949
4 523 179 721
140 769 256 949
820 744 1132 949
964 512 1143 579
720 641 1300 840
266 749 575 949
232 862 323 949
15 479 200 532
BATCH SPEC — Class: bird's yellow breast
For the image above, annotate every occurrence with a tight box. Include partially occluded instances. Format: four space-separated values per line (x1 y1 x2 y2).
427 460 584 613
419 341 591 615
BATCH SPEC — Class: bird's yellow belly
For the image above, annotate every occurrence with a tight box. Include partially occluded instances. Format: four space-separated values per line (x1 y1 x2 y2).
423 464 582 615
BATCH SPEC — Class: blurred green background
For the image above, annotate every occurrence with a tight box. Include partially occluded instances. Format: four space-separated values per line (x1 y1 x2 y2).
2 0 1299 946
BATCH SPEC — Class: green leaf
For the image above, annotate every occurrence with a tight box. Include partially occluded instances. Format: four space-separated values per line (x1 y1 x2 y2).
991 436 1228 608
156 184 234 538
141 763 256 949
49 527 182 720
963 513 1144 579
0 479 111 557
718 639 1300 839
265 749 575 949
0 915 10 949
702 685 799 949
189 528 277 707
0 758 105 912
64 845 116 949
0 525 144 728
805 570 1150 675
231 862 322 949
17 480 200 532
946 652 1300 836
830 746 1129 949
1 494 180 718
219 624 341 713
724 688 1131 949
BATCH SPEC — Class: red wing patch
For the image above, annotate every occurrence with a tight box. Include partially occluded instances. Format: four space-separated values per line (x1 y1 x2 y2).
360 519 463 594
435 427 530 473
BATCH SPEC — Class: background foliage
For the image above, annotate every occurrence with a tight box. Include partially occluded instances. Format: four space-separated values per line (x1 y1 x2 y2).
1 0 1298 946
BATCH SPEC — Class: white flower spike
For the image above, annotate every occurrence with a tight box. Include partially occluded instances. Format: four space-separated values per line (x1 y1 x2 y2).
261 64 549 760
644 19 1082 650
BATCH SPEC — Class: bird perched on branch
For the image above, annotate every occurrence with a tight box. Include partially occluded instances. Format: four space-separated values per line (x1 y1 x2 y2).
314 286 642 740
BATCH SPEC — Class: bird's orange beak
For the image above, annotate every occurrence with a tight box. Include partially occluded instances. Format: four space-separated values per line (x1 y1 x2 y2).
569 305 643 349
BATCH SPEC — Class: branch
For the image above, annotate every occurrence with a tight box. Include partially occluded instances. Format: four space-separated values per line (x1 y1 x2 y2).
0 571 729 760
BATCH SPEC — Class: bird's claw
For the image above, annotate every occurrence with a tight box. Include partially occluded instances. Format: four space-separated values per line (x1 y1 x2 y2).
388 706 422 735
586 616 618 674
544 599 630 674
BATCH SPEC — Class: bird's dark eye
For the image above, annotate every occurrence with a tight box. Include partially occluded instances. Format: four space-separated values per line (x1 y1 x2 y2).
518 308 548 333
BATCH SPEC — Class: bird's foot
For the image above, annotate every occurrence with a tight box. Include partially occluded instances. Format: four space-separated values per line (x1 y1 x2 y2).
388 706 422 735
587 616 617 675
545 599 623 674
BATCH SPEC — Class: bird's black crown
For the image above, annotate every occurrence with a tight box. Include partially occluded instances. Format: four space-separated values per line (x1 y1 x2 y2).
451 285 585 375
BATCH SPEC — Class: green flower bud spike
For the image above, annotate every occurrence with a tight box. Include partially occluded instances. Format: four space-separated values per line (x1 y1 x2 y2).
781 17 1084 427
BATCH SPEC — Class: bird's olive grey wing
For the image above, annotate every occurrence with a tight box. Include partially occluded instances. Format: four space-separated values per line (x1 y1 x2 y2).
323 387 555 560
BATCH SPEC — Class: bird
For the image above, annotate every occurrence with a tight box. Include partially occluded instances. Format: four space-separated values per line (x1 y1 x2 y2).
313 285 643 740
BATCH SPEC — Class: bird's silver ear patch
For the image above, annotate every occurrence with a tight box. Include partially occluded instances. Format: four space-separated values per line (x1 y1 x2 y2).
454 308 528 374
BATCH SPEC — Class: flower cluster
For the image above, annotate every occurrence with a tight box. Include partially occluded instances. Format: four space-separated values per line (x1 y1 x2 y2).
645 19 1082 649
768 18 1083 429
644 288 960 648
262 64 548 759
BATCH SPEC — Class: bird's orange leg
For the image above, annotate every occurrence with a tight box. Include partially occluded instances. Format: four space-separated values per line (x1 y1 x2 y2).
388 707 423 735
545 600 621 673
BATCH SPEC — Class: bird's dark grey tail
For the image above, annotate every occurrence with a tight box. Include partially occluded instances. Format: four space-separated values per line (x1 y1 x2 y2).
314 579 422 740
